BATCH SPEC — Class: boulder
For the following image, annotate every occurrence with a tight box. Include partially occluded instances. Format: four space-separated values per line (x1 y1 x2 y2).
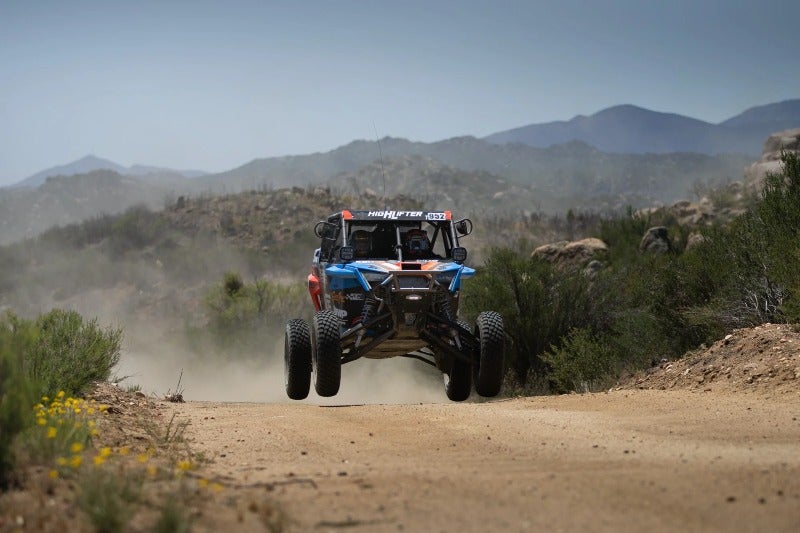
744 128 800 193
532 238 607 271
639 227 671 253
685 231 706 251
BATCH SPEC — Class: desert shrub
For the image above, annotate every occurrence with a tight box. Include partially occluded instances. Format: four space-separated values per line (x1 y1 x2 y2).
462 249 600 381
0 310 116 488
542 328 617 393
0 317 36 489
196 273 307 358
223 271 244 297
24 309 122 397
78 466 143 532
107 205 165 257
752 152 800 321
599 207 653 264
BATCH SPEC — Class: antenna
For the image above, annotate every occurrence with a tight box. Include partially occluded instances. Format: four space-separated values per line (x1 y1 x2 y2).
373 122 388 210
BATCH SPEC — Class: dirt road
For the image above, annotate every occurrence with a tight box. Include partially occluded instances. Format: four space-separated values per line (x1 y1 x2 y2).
167 389 800 532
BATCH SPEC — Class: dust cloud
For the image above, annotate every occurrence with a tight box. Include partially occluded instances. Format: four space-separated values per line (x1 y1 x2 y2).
117 333 449 405
3 213 452 405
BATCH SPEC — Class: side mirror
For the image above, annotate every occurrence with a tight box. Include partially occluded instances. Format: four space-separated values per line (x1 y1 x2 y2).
455 219 473 236
452 247 467 263
339 246 355 262
314 221 336 239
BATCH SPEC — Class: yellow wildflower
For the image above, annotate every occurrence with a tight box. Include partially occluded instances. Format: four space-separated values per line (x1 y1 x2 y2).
70 455 83 469
36 417 47 426
56 391 65 399
93 455 105 466
48 470 59 479
176 460 193 472
118 446 130 456
197 478 209 489
70 442 84 454
147 465 158 478
136 453 149 463
47 427 57 439
99 447 112 459
57 457 68 466
211 482 224 493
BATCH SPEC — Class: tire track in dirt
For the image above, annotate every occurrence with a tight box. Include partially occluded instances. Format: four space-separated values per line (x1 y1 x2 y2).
168 391 800 532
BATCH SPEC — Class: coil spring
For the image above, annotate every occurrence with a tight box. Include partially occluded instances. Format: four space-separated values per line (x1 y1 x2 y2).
361 295 378 324
437 293 454 322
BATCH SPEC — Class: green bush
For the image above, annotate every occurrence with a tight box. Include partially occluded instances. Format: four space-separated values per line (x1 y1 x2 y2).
0 317 36 489
195 273 307 358
25 309 122 398
542 328 617 393
462 249 596 382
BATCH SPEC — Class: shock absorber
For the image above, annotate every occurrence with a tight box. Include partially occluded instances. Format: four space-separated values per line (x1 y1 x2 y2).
437 293 454 322
361 293 379 324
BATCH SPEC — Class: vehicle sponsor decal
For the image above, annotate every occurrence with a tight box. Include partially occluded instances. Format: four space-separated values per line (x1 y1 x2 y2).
366 210 424 219
330 292 345 305
333 307 348 319
345 292 365 301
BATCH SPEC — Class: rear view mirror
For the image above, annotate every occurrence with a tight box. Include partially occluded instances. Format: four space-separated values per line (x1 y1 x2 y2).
314 221 337 239
455 219 473 236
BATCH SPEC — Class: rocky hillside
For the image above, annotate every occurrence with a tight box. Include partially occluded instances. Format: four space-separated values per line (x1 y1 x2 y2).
196 136 751 207
744 128 800 193
0 170 185 245
1 132 757 246
161 187 423 253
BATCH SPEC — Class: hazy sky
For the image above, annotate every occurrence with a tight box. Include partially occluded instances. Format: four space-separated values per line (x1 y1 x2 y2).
1 0 798 184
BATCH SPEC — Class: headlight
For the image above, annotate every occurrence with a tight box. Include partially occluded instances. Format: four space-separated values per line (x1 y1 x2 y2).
362 272 389 282
436 273 455 285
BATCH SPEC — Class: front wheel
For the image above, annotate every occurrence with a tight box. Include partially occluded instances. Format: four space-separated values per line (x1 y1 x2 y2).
313 310 342 397
284 319 312 400
444 352 472 402
474 311 505 397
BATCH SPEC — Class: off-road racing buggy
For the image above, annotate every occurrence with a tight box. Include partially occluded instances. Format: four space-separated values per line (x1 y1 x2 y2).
284 210 504 402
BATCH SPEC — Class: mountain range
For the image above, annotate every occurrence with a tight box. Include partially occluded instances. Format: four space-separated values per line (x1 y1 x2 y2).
484 99 800 155
10 155 207 189
7 99 799 190
1 99 797 245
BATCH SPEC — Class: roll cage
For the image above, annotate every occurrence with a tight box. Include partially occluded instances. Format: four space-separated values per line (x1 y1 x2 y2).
315 210 468 263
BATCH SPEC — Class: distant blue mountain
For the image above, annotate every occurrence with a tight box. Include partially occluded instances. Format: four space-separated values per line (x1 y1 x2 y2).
484 99 800 156
9 155 207 189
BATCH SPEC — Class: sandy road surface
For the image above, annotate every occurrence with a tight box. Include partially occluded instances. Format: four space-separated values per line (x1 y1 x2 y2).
168 390 800 532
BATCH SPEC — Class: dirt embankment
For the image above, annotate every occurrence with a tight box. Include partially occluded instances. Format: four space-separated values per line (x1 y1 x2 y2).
618 322 800 394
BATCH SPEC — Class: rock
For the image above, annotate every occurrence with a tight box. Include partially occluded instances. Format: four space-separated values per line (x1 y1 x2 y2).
685 232 706 251
532 238 608 271
583 259 604 278
531 241 569 262
744 128 800 193
639 226 671 253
